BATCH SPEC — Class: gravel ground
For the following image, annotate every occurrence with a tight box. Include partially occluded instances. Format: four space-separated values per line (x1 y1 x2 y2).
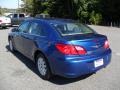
0 26 120 90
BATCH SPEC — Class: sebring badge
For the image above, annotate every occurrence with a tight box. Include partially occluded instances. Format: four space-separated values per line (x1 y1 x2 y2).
91 45 100 48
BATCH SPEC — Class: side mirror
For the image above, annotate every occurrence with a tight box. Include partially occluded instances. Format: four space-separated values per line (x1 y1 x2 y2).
11 28 19 32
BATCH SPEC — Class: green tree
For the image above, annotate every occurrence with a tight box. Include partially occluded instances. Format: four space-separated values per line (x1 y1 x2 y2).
21 0 46 16
20 0 120 26
48 0 102 24
100 0 120 26
89 11 102 25
0 7 2 15
21 0 34 15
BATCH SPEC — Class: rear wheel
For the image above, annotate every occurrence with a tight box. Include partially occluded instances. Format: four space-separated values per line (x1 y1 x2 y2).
36 54 52 80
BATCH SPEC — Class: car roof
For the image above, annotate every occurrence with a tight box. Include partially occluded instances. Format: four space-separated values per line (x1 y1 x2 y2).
25 18 78 24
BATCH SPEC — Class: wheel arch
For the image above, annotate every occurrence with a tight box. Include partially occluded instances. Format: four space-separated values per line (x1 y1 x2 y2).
33 49 54 74
8 36 11 41
8 35 13 41
34 50 45 62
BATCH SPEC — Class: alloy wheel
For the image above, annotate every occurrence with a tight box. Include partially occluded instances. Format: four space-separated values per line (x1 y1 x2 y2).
37 57 47 76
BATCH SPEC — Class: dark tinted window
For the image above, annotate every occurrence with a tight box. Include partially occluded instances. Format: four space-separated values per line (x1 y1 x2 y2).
29 22 47 36
13 14 18 18
19 14 25 18
18 22 30 33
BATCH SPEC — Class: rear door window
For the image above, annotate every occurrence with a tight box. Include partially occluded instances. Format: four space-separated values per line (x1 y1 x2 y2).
29 22 47 36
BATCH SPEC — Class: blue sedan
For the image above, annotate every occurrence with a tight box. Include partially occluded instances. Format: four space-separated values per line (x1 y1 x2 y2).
8 19 112 80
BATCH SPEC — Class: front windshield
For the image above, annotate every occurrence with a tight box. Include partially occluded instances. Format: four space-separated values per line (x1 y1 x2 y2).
51 23 94 36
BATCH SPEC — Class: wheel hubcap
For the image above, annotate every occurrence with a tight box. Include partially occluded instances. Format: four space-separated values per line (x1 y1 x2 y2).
37 57 47 76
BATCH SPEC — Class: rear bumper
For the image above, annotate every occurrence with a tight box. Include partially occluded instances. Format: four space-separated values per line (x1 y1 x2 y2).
0 23 11 27
49 49 112 78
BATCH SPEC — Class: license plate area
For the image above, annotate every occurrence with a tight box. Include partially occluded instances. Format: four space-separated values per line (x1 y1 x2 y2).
94 59 104 68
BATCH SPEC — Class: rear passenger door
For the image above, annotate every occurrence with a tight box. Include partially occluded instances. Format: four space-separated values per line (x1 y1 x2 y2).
22 21 49 59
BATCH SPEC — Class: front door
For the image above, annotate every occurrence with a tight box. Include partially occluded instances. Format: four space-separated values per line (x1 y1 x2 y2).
13 21 30 53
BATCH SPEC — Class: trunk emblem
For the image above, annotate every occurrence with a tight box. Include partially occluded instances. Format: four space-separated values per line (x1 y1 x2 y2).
92 39 102 48
91 44 101 48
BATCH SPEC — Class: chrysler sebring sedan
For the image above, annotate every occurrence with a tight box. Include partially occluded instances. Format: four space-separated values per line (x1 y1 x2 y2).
8 19 112 80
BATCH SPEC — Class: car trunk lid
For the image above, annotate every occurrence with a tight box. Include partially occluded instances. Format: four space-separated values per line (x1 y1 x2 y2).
63 33 107 55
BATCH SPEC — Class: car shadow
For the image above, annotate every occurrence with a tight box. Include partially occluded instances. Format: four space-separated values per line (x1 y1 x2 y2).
49 73 93 85
0 26 18 30
0 27 8 30
6 45 93 85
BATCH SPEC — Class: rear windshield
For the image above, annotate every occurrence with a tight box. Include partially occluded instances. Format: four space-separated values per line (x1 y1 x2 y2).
51 23 94 36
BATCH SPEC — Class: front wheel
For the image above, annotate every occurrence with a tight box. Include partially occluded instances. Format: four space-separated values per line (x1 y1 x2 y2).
9 39 15 52
36 54 52 80
2 26 7 29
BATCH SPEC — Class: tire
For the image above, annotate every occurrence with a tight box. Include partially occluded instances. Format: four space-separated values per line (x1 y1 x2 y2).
10 25 13 27
9 39 15 52
36 54 52 80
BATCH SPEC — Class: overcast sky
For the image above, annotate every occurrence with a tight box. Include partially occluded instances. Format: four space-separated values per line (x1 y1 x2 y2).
0 0 23 9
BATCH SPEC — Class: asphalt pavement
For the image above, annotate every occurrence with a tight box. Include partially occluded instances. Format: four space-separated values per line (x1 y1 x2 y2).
0 26 120 90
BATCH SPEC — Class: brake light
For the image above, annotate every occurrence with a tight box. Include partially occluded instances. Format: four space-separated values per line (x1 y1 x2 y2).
55 43 86 55
104 40 109 49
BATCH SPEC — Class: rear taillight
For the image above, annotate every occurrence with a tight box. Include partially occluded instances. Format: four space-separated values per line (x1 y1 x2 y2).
55 43 86 55
0 20 2 22
75 46 86 55
104 40 109 49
